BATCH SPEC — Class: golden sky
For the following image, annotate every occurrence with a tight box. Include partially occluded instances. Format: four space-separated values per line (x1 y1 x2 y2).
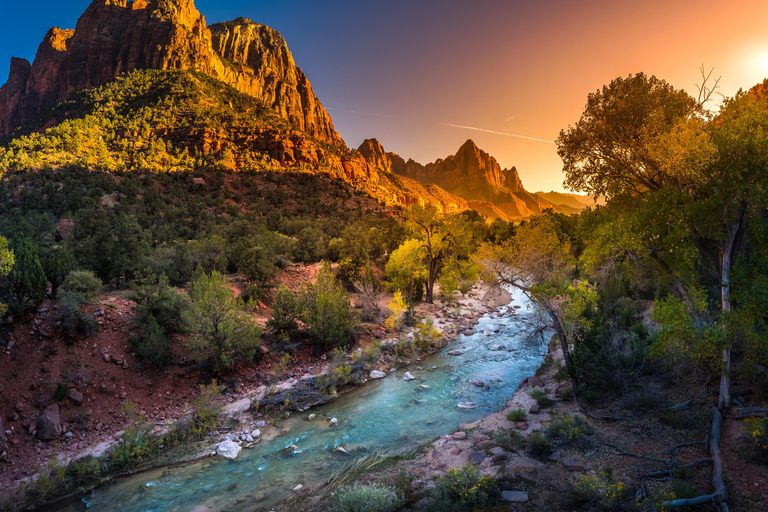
1 0 767 192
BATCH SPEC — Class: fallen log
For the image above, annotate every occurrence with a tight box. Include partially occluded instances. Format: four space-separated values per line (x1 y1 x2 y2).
660 407 727 510
731 407 768 419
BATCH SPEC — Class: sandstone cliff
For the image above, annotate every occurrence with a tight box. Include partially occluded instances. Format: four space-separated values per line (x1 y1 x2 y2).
358 138 565 219
0 0 341 145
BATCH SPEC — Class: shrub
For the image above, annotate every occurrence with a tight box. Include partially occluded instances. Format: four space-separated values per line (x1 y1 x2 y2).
490 429 524 452
132 314 171 366
54 382 68 401
182 270 262 373
65 455 102 492
529 388 554 407
56 291 99 341
329 483 404 512
192 381 224 433
299 263 358 352
61 270 102 301
267 285 302 334
353 263 383 322
506 408 527 422
546 414 592 446
744 417 768 462
130 270 189 335
527 432 553 460
566 472 632 510
433 464 496 508
414 317 442 351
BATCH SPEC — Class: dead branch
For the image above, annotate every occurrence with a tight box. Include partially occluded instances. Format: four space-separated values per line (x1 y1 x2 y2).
573 394 626 421
731 407 768 419
660 407 727 509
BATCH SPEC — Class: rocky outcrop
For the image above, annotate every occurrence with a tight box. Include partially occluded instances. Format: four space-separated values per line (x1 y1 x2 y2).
0 0 341 145
209 18 341 145
36 404 63 440
358 138 560 220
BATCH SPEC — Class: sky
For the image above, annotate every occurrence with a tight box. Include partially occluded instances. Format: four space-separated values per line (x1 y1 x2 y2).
1 0 767 192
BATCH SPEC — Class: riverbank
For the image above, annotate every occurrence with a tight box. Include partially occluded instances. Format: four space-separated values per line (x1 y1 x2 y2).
0 281 514 510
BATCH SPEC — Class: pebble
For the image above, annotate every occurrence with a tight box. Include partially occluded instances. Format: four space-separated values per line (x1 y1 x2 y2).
292 484 303 492
307 414 316 421
329 418 338 425
403 372 415 381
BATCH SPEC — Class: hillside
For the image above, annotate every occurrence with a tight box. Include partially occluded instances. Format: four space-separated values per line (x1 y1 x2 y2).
0 0 550 221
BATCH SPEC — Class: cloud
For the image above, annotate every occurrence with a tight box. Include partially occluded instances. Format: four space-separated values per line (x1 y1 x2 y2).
440 123 555 144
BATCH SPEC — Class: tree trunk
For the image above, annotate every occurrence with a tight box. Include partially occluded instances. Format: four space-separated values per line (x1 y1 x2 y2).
718 217 741 410
541 300 578 386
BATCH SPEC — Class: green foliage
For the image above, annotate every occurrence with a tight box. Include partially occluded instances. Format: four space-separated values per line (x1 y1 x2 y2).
39 246 76 299
414 317 442 351
132 314 171 366
299 263 358 352
61 270 102 301
506 408 527 422
385 238 427 300
546 414 592 446
55 291 99 341
267 285 302 334
192 381 224 432
54 382 68 401
567 472 632 510
438 258 478 301
69 208 148 284
318 349 353 395
1 234 46 315
0 235 12 316
328 484 405 512
353 263 383 322
527 432 553 460
182 270 262 373
490 429 524 452
529 388 553 408
432 464 496 509
130 269 189 335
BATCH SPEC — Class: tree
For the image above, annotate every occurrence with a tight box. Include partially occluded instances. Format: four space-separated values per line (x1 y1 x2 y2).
182 270 262 373
384 238 427 300
557 73 696 198
405 205 472 304
2 234 46 315
0 236 14 317
298 263 357 352
39 246 77 299
476 215 582 379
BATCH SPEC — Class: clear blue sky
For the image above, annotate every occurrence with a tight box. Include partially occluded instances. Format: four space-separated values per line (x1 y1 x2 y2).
1 0 767 192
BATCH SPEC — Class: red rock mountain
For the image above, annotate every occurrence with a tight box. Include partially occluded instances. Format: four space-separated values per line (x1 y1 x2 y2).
358 138 566 220
0 0 340 145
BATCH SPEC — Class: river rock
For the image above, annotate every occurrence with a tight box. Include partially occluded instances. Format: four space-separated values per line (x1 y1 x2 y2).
462 330 474 336
528 403 540 414
501 491 529 503
216 441 241 459
561 456 585 471
334 446 348 454
369 370 386 379
255 420 266 428
403 372 415 381
251 429 261 438
469 451 485 464
419 385 431 390
468 380 485 387
244 434 254 443
457 402 478 409
329 418 338 425
452 432 467 440
307 414 316 420
67 389 83 405
293 484 303 492
447 350 464 356
36 404 62 440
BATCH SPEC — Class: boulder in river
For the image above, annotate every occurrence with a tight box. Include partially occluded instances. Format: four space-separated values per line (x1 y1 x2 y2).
468 380 485 387
447 350 464 356
462 329 474 336
369 370 386 379
457 402 478 409
403 372 415 381
216 441 241 459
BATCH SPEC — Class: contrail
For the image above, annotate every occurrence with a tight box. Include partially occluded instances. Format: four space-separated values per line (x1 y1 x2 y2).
440 123 555 144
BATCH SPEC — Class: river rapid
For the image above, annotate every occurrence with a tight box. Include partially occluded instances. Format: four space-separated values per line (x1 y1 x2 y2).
62 288 546 512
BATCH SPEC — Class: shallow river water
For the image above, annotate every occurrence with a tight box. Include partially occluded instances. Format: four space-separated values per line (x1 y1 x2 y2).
63 289 546 512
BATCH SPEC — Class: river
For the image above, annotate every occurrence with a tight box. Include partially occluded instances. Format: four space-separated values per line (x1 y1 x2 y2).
62 288 546 512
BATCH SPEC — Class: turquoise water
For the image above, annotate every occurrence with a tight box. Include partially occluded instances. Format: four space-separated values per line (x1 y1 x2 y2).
66 290 545 512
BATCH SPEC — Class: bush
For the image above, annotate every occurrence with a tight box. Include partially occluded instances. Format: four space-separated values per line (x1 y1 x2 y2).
299 262 358 352
490 429 524 452
61 270 102 301
130 270 189 335
506 408 527 422
329 484 404 512
353 263 383 322
267 285 302 334
744 417 768 462
54 382 68 401
192 381 224 433
433 464 496 508
414 317 442 351
56 291 99 341
182 270 262 373
565 472 633 510
529 388 554 407
527 432 553 460
546 414 592 446
132 314 171 366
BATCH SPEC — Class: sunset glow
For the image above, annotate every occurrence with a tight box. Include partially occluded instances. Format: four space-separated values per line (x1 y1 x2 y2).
1 0 767 191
